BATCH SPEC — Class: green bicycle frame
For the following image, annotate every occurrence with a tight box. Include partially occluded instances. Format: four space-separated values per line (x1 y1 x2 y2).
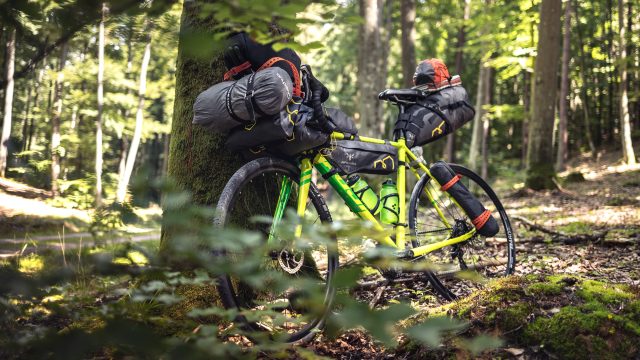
270 132 476 259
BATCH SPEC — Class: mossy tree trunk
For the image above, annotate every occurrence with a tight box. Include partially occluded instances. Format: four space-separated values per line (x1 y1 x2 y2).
159 1 247 255
525 0 562 190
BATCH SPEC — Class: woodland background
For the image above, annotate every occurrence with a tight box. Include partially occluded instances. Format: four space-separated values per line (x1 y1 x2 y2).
0 0 639 358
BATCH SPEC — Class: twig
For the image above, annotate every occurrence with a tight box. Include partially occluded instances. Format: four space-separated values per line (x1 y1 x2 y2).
551 177 578 197
59 228 67 267
512 215 608 244
368 280 389 309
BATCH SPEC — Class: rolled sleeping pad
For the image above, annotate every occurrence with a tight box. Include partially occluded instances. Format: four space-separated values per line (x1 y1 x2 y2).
192 67 293 133
429 161 499 237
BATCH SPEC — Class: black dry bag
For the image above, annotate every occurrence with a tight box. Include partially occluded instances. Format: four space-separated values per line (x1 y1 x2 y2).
429 161 499 237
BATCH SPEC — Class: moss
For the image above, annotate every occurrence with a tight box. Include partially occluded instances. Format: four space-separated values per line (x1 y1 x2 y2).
563 171 586 183
605 196 637 206
160 2 248 254
576 279 635 307
525 162 557 190
526 279 564 296
401 275 640 359
556 221 595 235
523 306 638 359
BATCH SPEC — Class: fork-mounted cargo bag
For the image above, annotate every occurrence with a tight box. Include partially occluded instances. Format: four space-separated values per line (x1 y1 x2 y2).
429 161 499 237
327 140 397 175
394 84 475 148
192 67 293 133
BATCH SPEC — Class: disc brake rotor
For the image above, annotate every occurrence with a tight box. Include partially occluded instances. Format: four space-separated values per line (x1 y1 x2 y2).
278 249 304 274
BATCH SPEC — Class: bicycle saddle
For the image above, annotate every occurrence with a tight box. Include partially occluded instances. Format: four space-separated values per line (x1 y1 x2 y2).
378 88 425 102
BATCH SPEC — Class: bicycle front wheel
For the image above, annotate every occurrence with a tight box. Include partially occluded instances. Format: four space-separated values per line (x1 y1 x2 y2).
214 157 337 343
408 163 516 300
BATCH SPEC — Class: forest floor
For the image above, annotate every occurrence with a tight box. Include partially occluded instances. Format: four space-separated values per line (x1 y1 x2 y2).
1 153 639 359
306 152 640 359
0 187 161 258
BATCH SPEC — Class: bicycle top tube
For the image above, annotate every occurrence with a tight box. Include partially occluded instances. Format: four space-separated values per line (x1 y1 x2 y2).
330 132 403 148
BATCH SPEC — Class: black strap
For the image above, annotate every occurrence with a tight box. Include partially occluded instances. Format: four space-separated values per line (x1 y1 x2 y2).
321 167 340 180
380 193 399 218
225 81 248 124
244 72 258 122
353 185 380 213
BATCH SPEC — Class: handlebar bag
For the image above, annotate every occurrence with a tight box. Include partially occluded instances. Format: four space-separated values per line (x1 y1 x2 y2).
193 67 293 134
394 84 475 148
325 107 358 135
275 108 329 156
225 99 302 152
275 107 358 156
327 140 397 175
429 161 499 237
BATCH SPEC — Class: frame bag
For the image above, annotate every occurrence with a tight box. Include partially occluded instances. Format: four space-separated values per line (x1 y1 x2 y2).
327 140 397 175
395 84 475 148
429 161 499 237
192 67 293 133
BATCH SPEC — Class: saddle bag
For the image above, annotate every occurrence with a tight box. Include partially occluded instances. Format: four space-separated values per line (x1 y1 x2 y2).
192 67 293 133
395 84 475 148
429 161 499 237
327 140 397 175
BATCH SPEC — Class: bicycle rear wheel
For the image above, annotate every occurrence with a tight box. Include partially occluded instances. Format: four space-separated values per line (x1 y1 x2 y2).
408 163 515 300
214 157 337 343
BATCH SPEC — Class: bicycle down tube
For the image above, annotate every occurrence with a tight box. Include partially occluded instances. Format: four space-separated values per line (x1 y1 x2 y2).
270 132 476 258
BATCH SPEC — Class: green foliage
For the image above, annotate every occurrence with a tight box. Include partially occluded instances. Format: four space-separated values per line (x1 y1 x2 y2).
0 179 492 358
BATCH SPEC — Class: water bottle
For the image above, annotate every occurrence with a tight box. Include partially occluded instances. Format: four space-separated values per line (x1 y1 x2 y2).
379 179 399 224
347 175 380 215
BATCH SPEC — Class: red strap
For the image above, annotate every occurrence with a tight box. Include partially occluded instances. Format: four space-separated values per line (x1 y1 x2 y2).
223 61 251 81
440 174 462 192
472 209 492 230
258 57 302 97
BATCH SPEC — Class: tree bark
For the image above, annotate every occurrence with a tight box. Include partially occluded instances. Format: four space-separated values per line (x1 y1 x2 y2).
50 42 69 196
20 81 33 153
95 3 107 206
469 63 490 172
573 0 597 158
159 1 250 254
525 0 562 190
444 0 471 163
400 0 416 88
522 71 530 168
481 69 493 179
117 23 152 203
117 17 136 189
618 0 636 165
357 0 385 137
0 28 16 177
556 0 571 171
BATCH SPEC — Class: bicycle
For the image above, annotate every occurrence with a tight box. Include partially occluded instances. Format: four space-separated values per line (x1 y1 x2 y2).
213 80 516 343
